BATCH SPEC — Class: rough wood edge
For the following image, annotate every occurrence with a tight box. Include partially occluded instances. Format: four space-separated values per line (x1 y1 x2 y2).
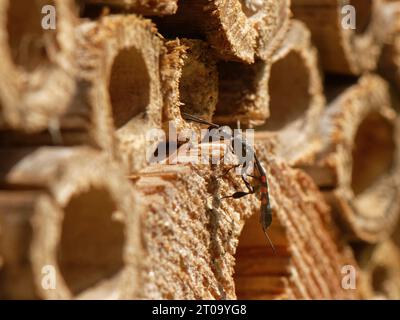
0 0 77 132
160 38 219 135
80 0 178 16
76 15 163 173
301 74 400 242
292 0 385 75
0 147 143 299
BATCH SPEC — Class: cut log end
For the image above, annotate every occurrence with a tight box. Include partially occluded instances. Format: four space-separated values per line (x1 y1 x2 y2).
154 0 290 64
0 0 76 132
76 15 163 173
0 147 142 299
292 0 385 75
303 74 400 242
257 21 325 166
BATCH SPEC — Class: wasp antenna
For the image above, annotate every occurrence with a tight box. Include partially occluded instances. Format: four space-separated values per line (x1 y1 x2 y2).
263 228 276 254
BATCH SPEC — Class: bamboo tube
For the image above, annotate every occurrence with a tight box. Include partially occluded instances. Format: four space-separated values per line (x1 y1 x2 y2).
0 147 142 299
215 21 325 166
154 0 291 63
378 2 400 90
356 241 400 299
80 0 178 16
131 140 357 299
0 0 77 132
292 0 385 75
300 74 400 243
75 15 163 173
160 38 218 134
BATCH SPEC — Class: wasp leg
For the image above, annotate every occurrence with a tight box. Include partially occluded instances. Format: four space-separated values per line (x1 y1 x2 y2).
220 174 255 200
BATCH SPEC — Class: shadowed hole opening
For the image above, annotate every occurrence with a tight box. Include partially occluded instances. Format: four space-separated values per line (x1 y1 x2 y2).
259 52 311 131
350 0 373 34
109 47 150 129
215 61 266 125
7 0 58 72
234 214 288 300
371 265 389 295
57 187 124 296
351 112 395 195
179 52 217 121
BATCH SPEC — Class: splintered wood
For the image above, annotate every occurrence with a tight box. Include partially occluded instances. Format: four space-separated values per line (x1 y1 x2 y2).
1 0 400 300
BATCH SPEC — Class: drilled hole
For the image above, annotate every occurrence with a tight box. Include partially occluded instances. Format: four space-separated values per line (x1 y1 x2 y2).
351 112 395 195
371 265 389 295
350 0 373 34
234 214 287 300
57 188 124 296
109 48 150 129
7 0 57 72
179 52 217 120
215 61 265 123
261 52 311 131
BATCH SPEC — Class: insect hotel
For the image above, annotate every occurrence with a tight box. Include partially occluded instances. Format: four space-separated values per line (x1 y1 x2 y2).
0 0 400 300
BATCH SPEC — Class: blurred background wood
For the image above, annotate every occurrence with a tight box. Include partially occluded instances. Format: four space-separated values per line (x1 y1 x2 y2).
0 147 142 299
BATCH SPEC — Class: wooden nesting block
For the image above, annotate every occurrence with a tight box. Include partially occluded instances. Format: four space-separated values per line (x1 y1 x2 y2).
216 21 325 165
75 15 163 173
80 0 178 16
160 39 218 134
154 0 291 63
356 241 400 299
130 140 357 299
0 147 143 299
300 74 400 243
292 0 385 75
0 0 77 132
379 2 400 90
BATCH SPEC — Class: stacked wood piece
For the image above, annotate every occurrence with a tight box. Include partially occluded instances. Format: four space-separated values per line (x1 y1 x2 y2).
0 147 142 299
0 0 77 132
154 0 291 63
76 15 163 173
300 75 400 243
292 0 386 75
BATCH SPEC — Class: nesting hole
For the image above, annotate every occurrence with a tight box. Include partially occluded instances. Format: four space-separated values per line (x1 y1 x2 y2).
351 112 395 195
57 187 124 296
234 214 288 299
215 61 263 122
179 54 217 120
7 0 58 72
350 0 373 34
260 52 311 131
371 265 389 296
109 47 150 129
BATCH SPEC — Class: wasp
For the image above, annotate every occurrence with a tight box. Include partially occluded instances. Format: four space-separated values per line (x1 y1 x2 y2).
182 113 275 253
